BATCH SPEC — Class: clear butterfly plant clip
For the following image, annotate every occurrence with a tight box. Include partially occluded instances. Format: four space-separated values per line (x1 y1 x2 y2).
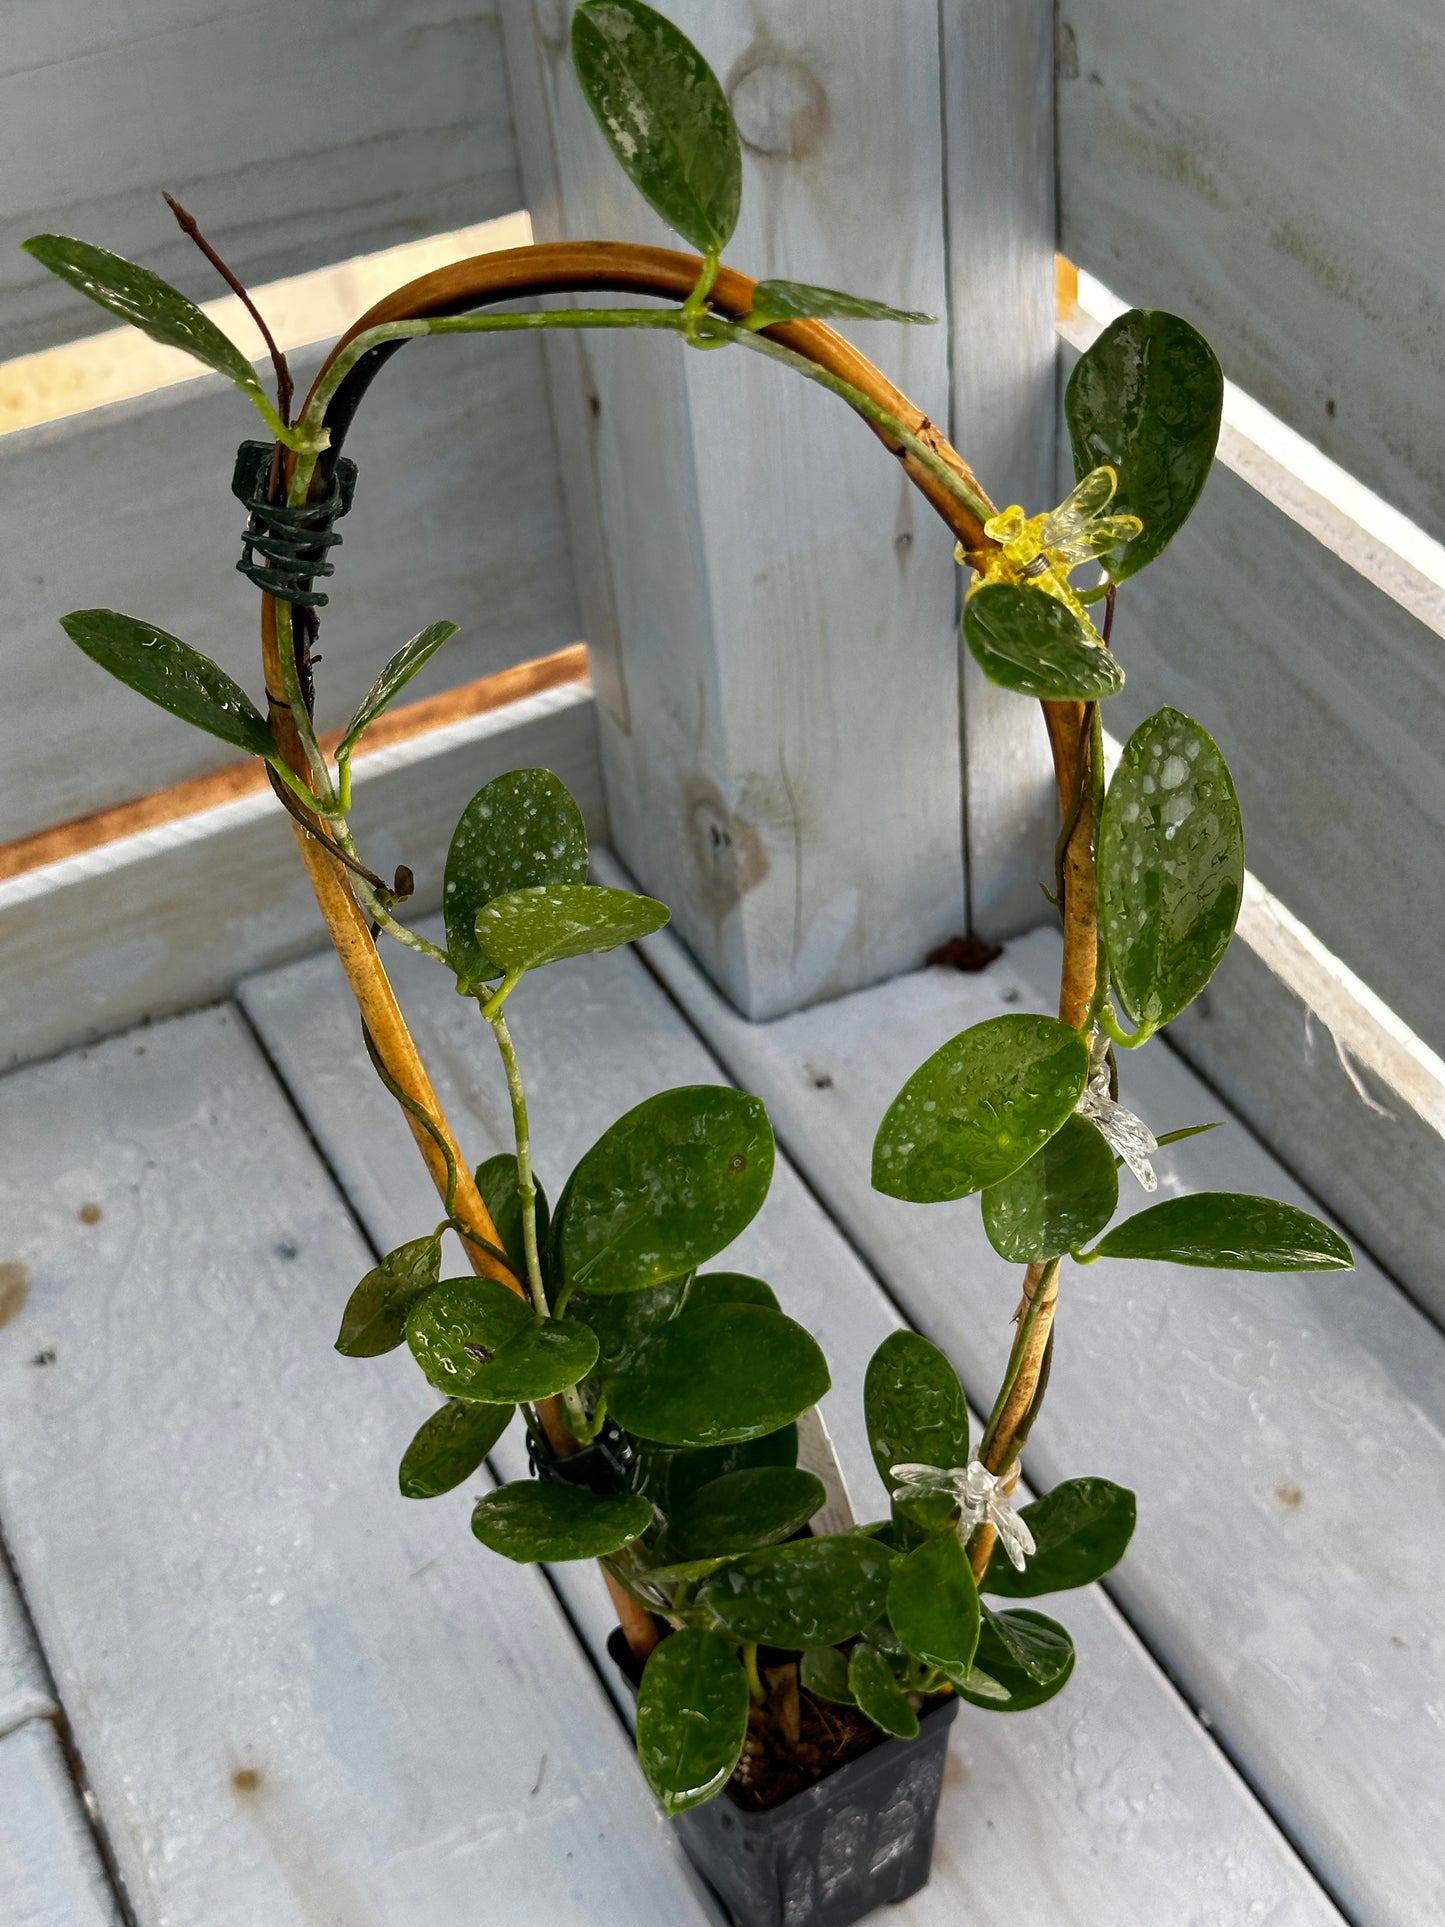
961 463 1143 628
1078 1030 1159 1191
889 1458 1037 1571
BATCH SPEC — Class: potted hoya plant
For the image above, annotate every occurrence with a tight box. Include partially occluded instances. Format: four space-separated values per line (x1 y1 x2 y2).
25 3 1353 1921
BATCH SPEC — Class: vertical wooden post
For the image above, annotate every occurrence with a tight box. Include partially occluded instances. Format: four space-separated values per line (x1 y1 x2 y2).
502 0 1058 1018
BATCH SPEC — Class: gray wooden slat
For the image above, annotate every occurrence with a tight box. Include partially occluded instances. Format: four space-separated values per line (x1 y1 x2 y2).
0 1560 54 1738
1 338 578 844
240 922 1342 1924
1054 345 1445 1070
624 901 1445 1927
940 1 1059 940
505 2 1005 1020
1058 0 1445 539
0 1002 717 1927
0 1721 122 1927
0 679 601 1073
0 1 520 360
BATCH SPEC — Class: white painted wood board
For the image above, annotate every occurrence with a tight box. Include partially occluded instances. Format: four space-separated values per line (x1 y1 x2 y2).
1051 361 1445 1072
624 901 1445 1927
1057 0 1445 540
1 337 578 844
0 1 521 361
0 679 602 1072
0 1559 53 1739
0 1002 721 1927
506 1 982 1019
0 1720 123 1927
240 922 1342 1923
939 1 1059 940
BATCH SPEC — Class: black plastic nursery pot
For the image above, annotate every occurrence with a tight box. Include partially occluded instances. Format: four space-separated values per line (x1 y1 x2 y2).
608 1628 958 1927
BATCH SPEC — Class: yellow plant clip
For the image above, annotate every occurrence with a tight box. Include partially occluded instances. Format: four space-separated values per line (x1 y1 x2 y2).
959 465 1143 627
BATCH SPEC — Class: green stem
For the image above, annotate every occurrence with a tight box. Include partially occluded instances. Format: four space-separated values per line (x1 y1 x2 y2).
741 1642 767 1706
1098 1000 1155 1051
482 999 549 1320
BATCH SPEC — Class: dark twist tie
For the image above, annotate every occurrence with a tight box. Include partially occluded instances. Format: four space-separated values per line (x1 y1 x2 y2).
231 441 358 607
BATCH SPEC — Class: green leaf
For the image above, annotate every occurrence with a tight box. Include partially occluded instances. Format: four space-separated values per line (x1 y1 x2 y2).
1091 1193 1353 1272
335 1236 442 1356
60 611 275 759
873 1013 1091 1203
471 1479 652 1561
571 0 741 255
965 1607 1075 1711
443 769 589 992
745 279 935 329
981 1116 1119 1265
1065 308 1223 580
24 235 264 399
339 622 458 760
983 1478 1136 1597
688 1271 779 1310
569 1276 691 1379
799 1646 856 1706
636 1629 749 1814
475 1154 550 1283
963 585 1126 701
405 1278 600 1401
848 1644 918 1740
955 1666 1012 1706
863 1331 969 1531
1099 708 1244 1034
558 1086 774 1295
702 1534 899 1648
607 1302 829 1447
398 1399 512 1500
637 1421 799 1516
887 1531 980 1675
666 1466 825 1561
475 883 669 975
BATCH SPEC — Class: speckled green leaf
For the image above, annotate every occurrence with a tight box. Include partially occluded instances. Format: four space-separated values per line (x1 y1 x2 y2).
335 1235 442 1356
983 1477 1136 1597
746 279 935 329
474 1154 550 1283
982 1116 1119 1265
443 769 589 992
60 611 275 759
607 1303 829 1447
1093 1193 1353 1272
471 1479 652 1561
873 1014 1090 1203
340 622 458 759
963 585 1125 701
24 235 265 397
398 1398 512 1499
848 1644 918 1739
405 1277 599 1402
1100 709 1244 1033
1065 308 1223 580
702 1533 899 1649
887 1530 980 1674
800 1645 856 1706
572 0 741 254
558 1086 774 1295
666 1466 825 1561
637 1629 749 1814
475 883 669 975
964 1607 1074 1711
864 1331 969 1531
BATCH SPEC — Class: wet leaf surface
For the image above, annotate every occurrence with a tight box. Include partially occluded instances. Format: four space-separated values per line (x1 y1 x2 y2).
475 883 669 975
964 584 1126 700
637 1629 749 1814
471 1479 652 1561
335 1236 442 1356
983 1477 1136 1597
60 611 276 759
887 1530 980 1674
1093 1193 1353 1271
607 1302 828 1447
444 769 589 991
406 1277 599 1401
702 1534 899 1648
982 1116 1119 1264
398 1398 512 1500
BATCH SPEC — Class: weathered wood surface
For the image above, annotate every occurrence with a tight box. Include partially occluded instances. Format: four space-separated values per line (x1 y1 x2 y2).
0 1003 720 1926
0 1560 53 1737
1058 0 1445 539
0 337 578 845
0 1 522 361
0 678 602 1072
504 1 1057 1017
626 901 1445 1927
241 923 1342 1924
0 1721 122 1927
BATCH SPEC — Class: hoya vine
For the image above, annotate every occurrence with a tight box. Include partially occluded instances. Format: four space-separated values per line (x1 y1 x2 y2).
27 0 1352 1823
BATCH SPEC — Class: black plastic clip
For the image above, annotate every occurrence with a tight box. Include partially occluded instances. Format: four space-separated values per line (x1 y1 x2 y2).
232 441 358 608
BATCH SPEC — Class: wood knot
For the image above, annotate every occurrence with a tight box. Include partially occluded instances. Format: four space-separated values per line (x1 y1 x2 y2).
727 46 829 160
